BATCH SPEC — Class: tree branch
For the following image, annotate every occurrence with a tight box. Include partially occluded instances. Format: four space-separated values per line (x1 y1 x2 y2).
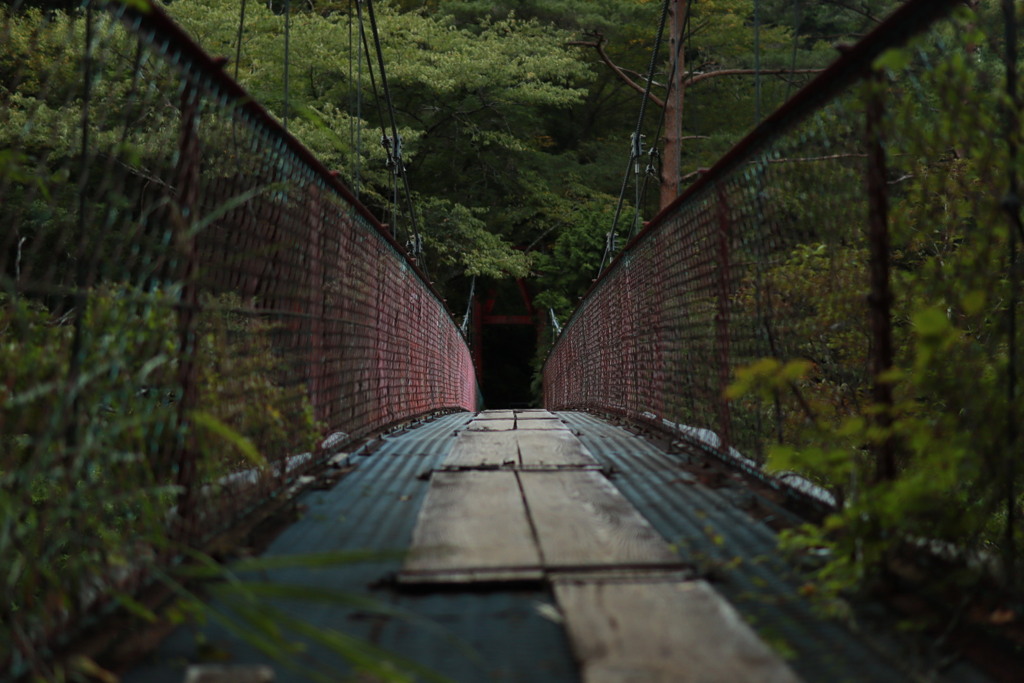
819 0 883 24
568 34 666 109
570 34 824 110
683 68 824 90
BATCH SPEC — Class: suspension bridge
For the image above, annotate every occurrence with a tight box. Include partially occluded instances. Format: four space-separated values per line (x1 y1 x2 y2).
2 0 1022 681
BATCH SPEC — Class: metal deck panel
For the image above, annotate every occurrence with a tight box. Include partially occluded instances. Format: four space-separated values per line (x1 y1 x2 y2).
125 412 578 683
558 411 986 683
561 413 878 678
125 410 988 683
371 412 474 457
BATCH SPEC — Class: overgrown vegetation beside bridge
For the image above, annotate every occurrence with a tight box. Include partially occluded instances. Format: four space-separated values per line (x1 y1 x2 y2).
546 0 1024 604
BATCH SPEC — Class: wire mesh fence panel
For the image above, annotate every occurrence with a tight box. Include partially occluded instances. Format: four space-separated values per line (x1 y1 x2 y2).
0 1 474 674
545 0 1024 584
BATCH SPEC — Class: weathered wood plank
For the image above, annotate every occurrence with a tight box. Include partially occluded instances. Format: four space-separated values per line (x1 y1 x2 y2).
403 471 540 576
465 419 516 431
516 431 596 467
445 431 520 468
516 419 569 431
553 579 801 683
516 413 557 421
475 410 515 420
519 471 678 567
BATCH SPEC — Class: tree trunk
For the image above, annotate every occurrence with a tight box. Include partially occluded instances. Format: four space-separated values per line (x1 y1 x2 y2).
661 0 687 209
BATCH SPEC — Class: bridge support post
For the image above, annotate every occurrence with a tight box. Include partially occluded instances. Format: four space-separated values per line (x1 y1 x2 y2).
306 184 328 424
866 74 895 483
172 81 202 544
715 186 733 459
1001 0 1021 587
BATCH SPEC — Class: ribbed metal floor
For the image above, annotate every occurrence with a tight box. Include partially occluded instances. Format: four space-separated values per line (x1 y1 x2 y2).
124 410 988 683
558 411 990 683
125 412 578 683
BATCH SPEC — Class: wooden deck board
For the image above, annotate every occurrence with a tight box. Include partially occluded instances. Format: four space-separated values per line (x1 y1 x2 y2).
516 419 570 431
445 431 519 467
516 431 596 467
474 410 515 420
553 578 801 683
403 471 540 576
465 418 516 431
519 470 678 568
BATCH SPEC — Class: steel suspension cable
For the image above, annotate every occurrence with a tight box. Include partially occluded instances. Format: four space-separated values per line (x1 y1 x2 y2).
354 2 390 167
631 0 694 240
460 275 476 336
599 0 671 273
231 0 248 156
348 3 354 186
354 0 400 235
364 0 424 265
599 153 635 274
785 0 803 101
283 0 291 131
754 0 762 123
349 0 364 197
234 0 247 83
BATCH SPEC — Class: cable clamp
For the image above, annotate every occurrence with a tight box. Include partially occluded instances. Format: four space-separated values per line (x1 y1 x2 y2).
630 132 645 158
393 134 403 161
645 146 661 177
407 233 424 257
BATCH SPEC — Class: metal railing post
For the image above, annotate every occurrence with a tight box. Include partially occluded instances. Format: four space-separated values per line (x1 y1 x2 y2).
715 186 734 458
866 72 896 483
172 81 202 543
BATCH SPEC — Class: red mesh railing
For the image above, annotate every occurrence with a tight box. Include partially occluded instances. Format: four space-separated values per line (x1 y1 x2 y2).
546 0 1020 533
544 8 1024 626
1 1 474 673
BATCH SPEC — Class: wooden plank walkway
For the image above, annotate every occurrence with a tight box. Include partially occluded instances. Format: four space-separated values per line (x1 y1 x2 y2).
554 577 799 683
401 410 800 683
402 470 543 582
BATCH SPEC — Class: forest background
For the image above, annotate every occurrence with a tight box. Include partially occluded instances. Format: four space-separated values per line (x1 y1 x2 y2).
5 0 896 327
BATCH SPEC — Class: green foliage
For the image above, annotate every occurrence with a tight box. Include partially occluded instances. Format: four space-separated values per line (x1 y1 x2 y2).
1 287 178 675
728 3 1024 598
146 550 463 683
0 286 322 673
195 292 323 475
416 196 531 282
532 184 619 318
162 0 592 302
156 0 870 346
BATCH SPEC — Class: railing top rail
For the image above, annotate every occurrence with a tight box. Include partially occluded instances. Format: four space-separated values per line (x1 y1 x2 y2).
117 0 458 328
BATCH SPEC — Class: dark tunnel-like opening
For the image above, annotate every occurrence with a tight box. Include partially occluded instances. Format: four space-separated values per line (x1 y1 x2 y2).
479 323 536 409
